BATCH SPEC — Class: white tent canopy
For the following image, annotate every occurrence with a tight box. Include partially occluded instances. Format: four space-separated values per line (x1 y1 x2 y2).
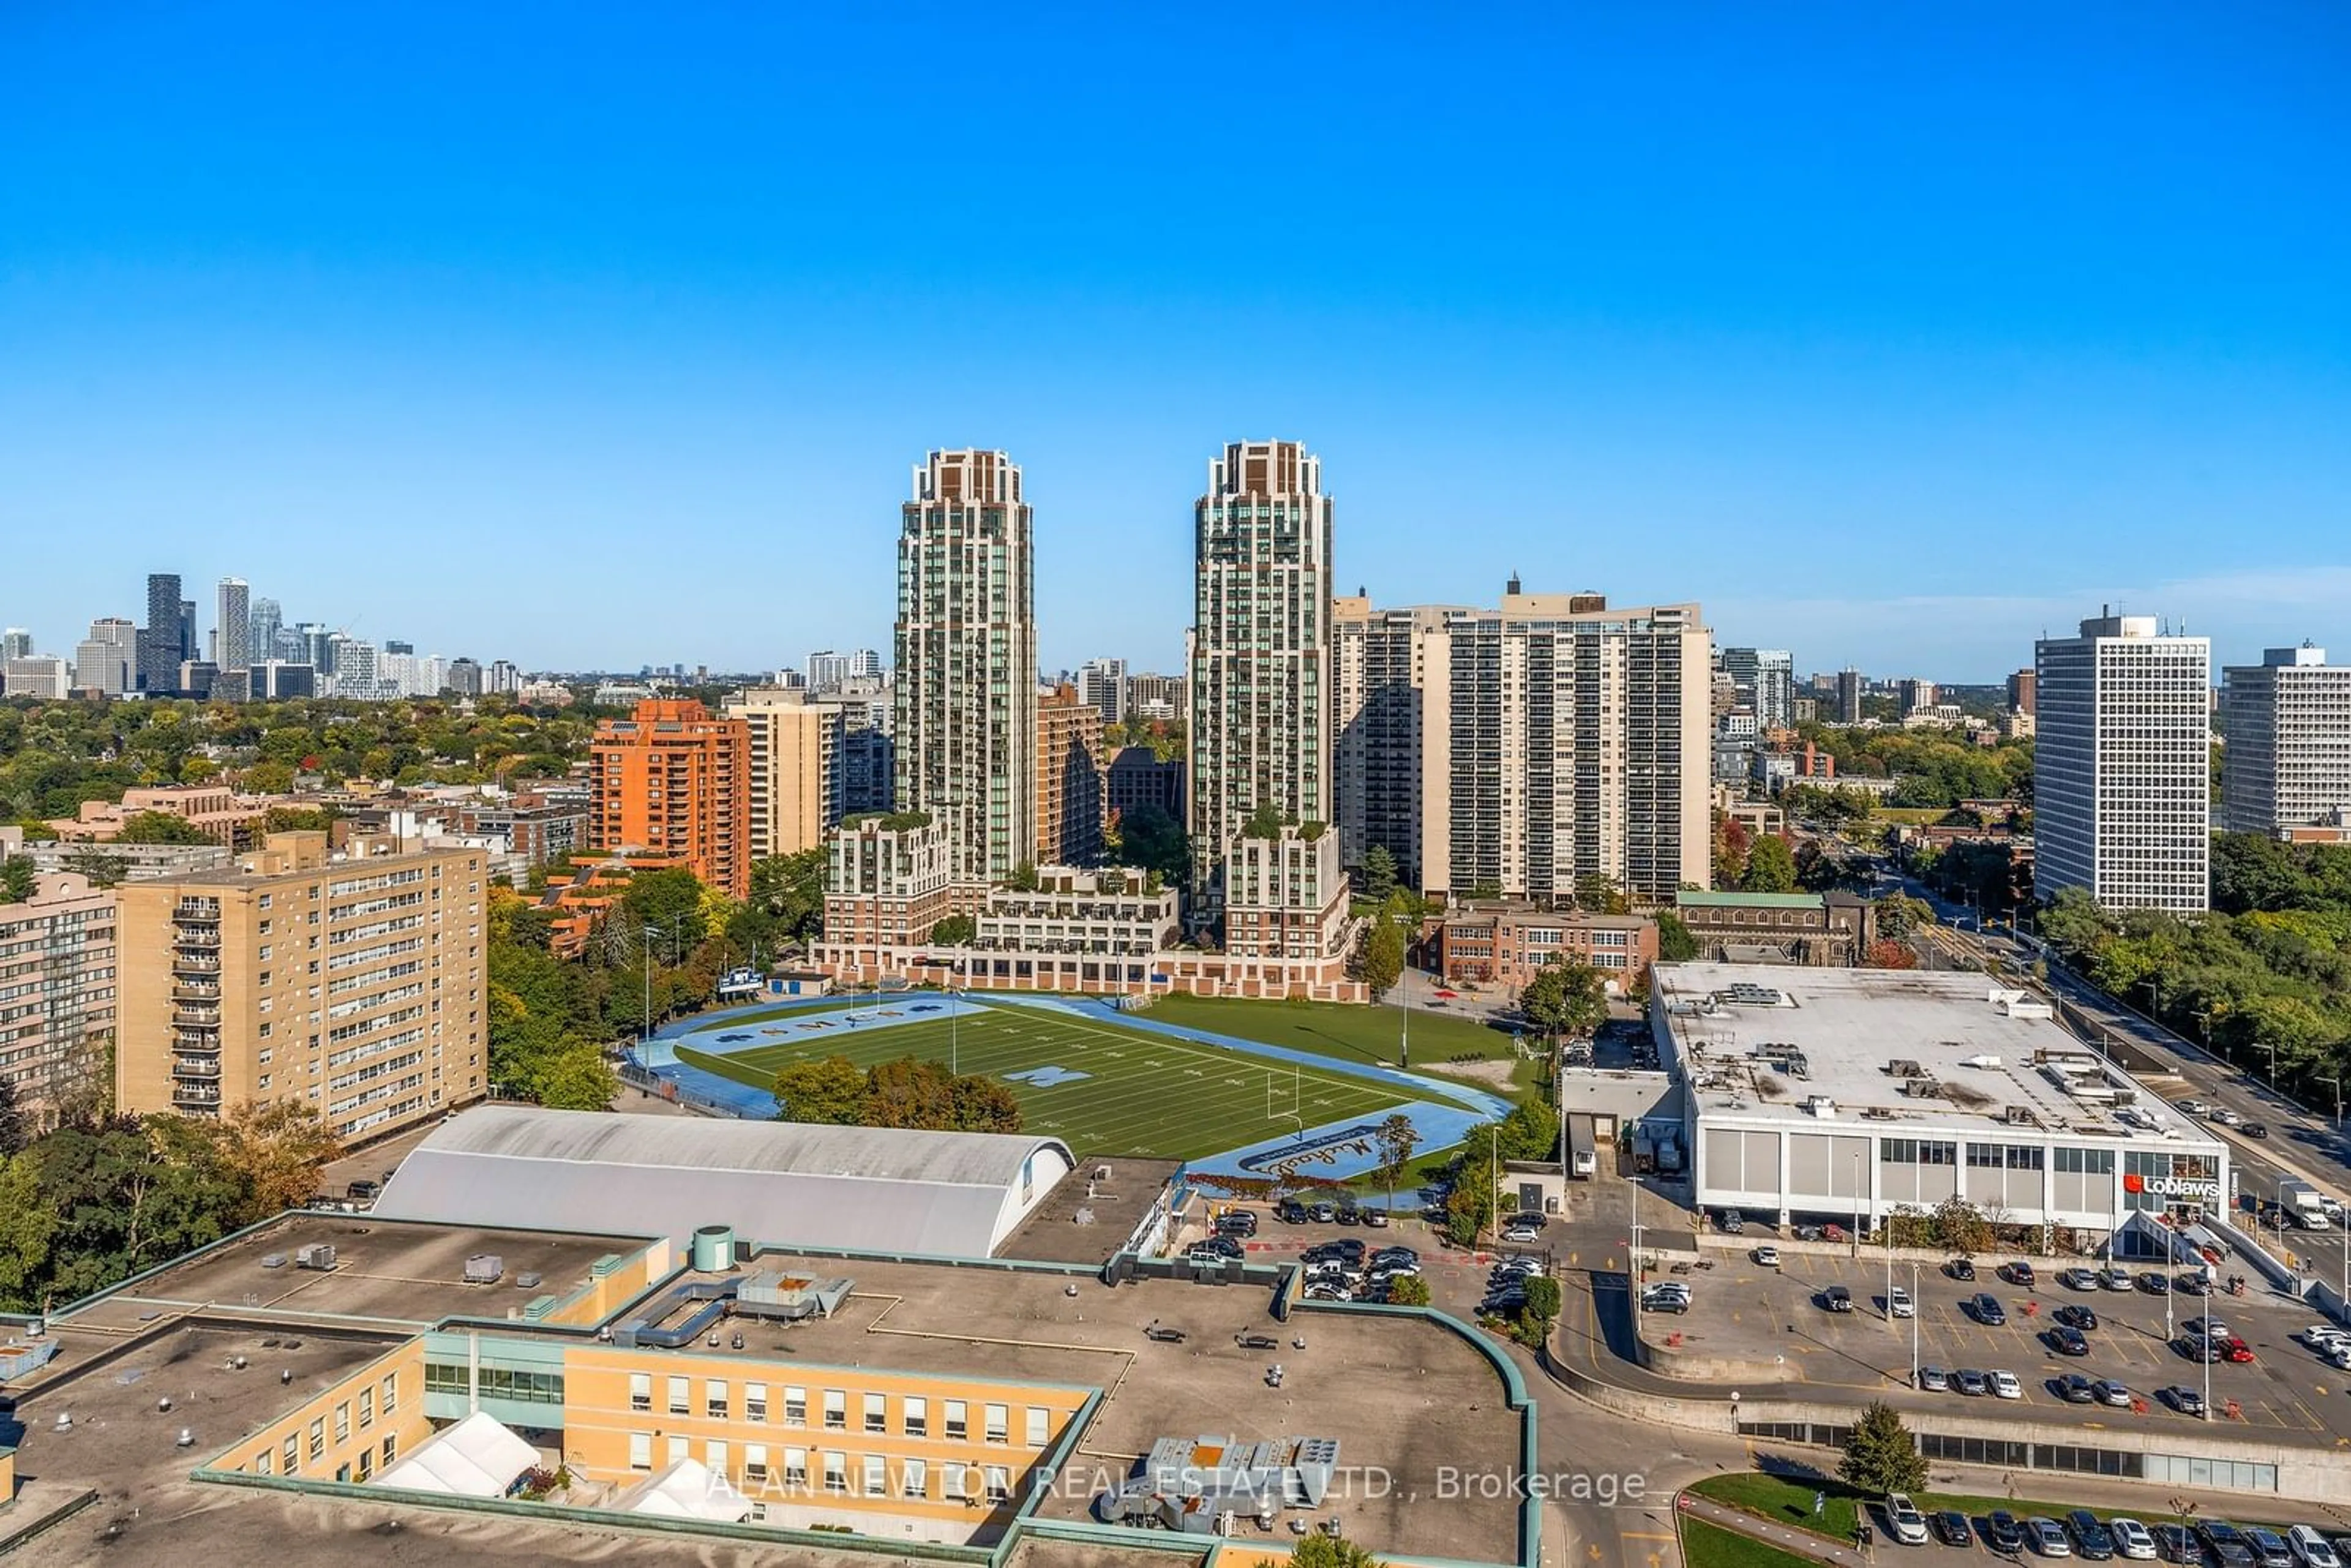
374 1409 538 1498
614 1457 749 1522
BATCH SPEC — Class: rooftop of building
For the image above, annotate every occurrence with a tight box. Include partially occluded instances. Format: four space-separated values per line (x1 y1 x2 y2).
128 830 481 889
995 1156 1182 1265
1674 889 1831 910
49 1212 650 1338
1653 962 2227 1148
1441 901 1650 929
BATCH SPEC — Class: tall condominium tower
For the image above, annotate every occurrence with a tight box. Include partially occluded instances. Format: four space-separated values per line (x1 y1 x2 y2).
215 577 252 672
249 597 283 666
2221 645 2351 835
1835 667 1864 724
893 449 1037 884
588 697 752 898
73 617 137 695
2034 610 2210 912
138 572 187 693
1187 440 1334 927
1334 588 1713 902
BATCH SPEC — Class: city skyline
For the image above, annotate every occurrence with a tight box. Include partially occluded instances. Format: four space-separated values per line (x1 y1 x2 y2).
5 9 2347 677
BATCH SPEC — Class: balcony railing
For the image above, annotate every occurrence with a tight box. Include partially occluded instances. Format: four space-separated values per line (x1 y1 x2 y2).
174 926 222 949
171 1084 223 1108
173 980 220 1000
172 1058 222 1079
174 902 220 923
173 1028 219 1049
172 954 220 974
173 1005 222 1026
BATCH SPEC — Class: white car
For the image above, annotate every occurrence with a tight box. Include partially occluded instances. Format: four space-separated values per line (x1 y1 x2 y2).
2178 1099 2211 1116
2112 1520 2158 1561
1752 1245 1782 1268
1886 1494 1930 1546
1889 1286 1914 1318
1990 1369 2023 1400
2289 1526 2341 1568
1501 1225 1541 1245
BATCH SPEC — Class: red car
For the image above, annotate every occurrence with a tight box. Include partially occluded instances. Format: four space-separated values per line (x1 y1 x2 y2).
2221 1336 2257 1364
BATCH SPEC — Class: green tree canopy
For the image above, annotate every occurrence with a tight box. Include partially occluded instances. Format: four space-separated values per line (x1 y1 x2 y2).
1360 844 1399 906
1521 961 1607 1040
1740 834 1799 893
773 1056 869 1125
116 810 211 845
1655 909 1700 962
1838 1400 1928 1495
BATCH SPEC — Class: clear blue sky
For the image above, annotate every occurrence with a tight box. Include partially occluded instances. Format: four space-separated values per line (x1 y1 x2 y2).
4 4 2346 680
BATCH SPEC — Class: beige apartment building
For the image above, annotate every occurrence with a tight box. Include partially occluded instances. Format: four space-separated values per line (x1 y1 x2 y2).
726 686 834 860
0 853 118 1125
116 831 488 1142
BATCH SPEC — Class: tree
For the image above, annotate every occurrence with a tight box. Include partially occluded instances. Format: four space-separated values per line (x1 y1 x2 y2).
534 1041 620 1110
0 856 33 905
1837 1400 1928 1495
1445 1170 1496 1248
1115 805 1189 882
618 867 708 948
1360 919 1406 996
1741 835 1799 893
0 1075 26 1156
0 1150 56 1309
1374 1112 1419 1214
262 806 336 834
1521 1274 1562 1330
241 759 297 795
1655 909 1700 962
1573 873 1628 914
1387 1274 1431 1308
773 1056 869 1125
1291 1535 1382 1568
61 847 129 889
1865 939 1920 970
1929 1196 1992 1255
1360 845 1399 906
1005 861 1040 892
116 811 211 845
213 1101 343 1221
1873 893 1932 941
929 913 977 945
1521 961 1606 1041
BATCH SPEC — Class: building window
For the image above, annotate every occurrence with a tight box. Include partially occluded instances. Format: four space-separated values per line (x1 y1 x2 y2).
944 1461 969 1502
902 1457 928 1498
745 1382 767 1423
902 1396 926 1438
359 1389 373 1429
823 1452 848 1494
705 1440 728 1475
706 1379 729 1420
256 1448 273 1476
284 1434 301 1475
1026 1406 1050 1446
382 1435 397 1466
863 1454 888 1497
984 1403 1008 1444
863 1392 886 1434
309 1418 326 1463
628 1431 654 1471
745 1444 768 1484
667 1375 690 1416
784 1448 809 1488
823 1389 847 1430
629 1373 651 1412
944 1399 968 1441
784 1386 806 1425
984 1465 1011 1503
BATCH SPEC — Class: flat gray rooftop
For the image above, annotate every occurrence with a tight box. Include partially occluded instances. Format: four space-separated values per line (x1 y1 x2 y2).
58 1212 651 1337
996 1155 1180 1264
1655 962 2226 1151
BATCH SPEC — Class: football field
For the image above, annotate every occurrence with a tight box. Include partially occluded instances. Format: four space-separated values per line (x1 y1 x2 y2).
672 1004 1415 1159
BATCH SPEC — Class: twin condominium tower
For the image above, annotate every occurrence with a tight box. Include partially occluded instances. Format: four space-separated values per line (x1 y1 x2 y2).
893 441 1714 922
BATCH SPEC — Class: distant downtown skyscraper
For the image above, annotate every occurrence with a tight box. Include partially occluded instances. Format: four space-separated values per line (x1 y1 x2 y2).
216 577 251 672
893 449 1037 884
138 572 189 693
1187 440 1334 928
2034 609 2210 912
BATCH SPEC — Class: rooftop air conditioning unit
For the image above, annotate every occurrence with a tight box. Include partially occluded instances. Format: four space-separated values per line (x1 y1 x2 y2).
294 1244 336 1272
1962 1056 2002 1070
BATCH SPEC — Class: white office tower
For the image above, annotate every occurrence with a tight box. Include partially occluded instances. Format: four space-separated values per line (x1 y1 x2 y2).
893 449 1037 885
74 618 137 695
1187 440 1334 929
1076 657 1127 724
2034 610 2210 911
2221 645 2351 835
1720 647 1794 730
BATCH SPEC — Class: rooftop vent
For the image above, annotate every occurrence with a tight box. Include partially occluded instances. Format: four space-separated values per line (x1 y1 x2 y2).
1888 1059 1925 1078
1802 1095 1837 1118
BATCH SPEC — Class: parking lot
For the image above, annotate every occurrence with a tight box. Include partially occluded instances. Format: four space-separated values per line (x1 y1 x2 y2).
1626 1244 2351 1436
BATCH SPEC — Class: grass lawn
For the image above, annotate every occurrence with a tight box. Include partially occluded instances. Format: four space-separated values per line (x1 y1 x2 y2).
1692 1472 2301 1542
1679 1519 1820 1568
674 1003 1415 1160
1144 994 1517 1067
1874 806 1949 825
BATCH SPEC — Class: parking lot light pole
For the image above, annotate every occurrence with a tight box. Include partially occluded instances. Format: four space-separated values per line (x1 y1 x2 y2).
1909 1262 1921 1387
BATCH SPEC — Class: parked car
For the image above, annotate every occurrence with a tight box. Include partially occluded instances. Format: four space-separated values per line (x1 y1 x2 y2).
2244 1122 2271 1139
2139 1270 2173 1295
1752 1244 1782 1268
1992 1368 2024 1400
2177 1272 2213 1296
2077 1510 2124 1555
1955 1368 1992 1396
1880 1495 1929 1547
1916 1364 1951 1392
1187 1237 1242 1261
2056 1373 2096 1403
2285 1527 2340 1568
2210 1107 2244 1127
2048 1326 2091 1357
2245 1529 2293 1568
2184 1316 2232 1341
1501 1222 1542 1245
2058 1267 2101 1291
1216 1210 1258 1237
2027 1517 2075 1557
2003 1261 2038 1288
2202 1523 2258 1568
1969 1292 2007 1326
2221 1337 2257 1364
1986 1513 2028 1553
1718 1209 1745 1234
1308 1201 1338 1223
1276 1199 1309 1224
1640 1288 1689 1316
2099 1267 2135 1291
2159 1384 2206 1416
2111 1519 2158 1561
2151 1525 2202 1566
1934 1510 1976 1548
1362 1207 1390 1228
1948 1256 1978 1281
1822 1285 1854 1313
2175 1334 2225 1364
1889 1285 1915 1318
2055 1304 2101 1331
2093 1378 2134 1408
